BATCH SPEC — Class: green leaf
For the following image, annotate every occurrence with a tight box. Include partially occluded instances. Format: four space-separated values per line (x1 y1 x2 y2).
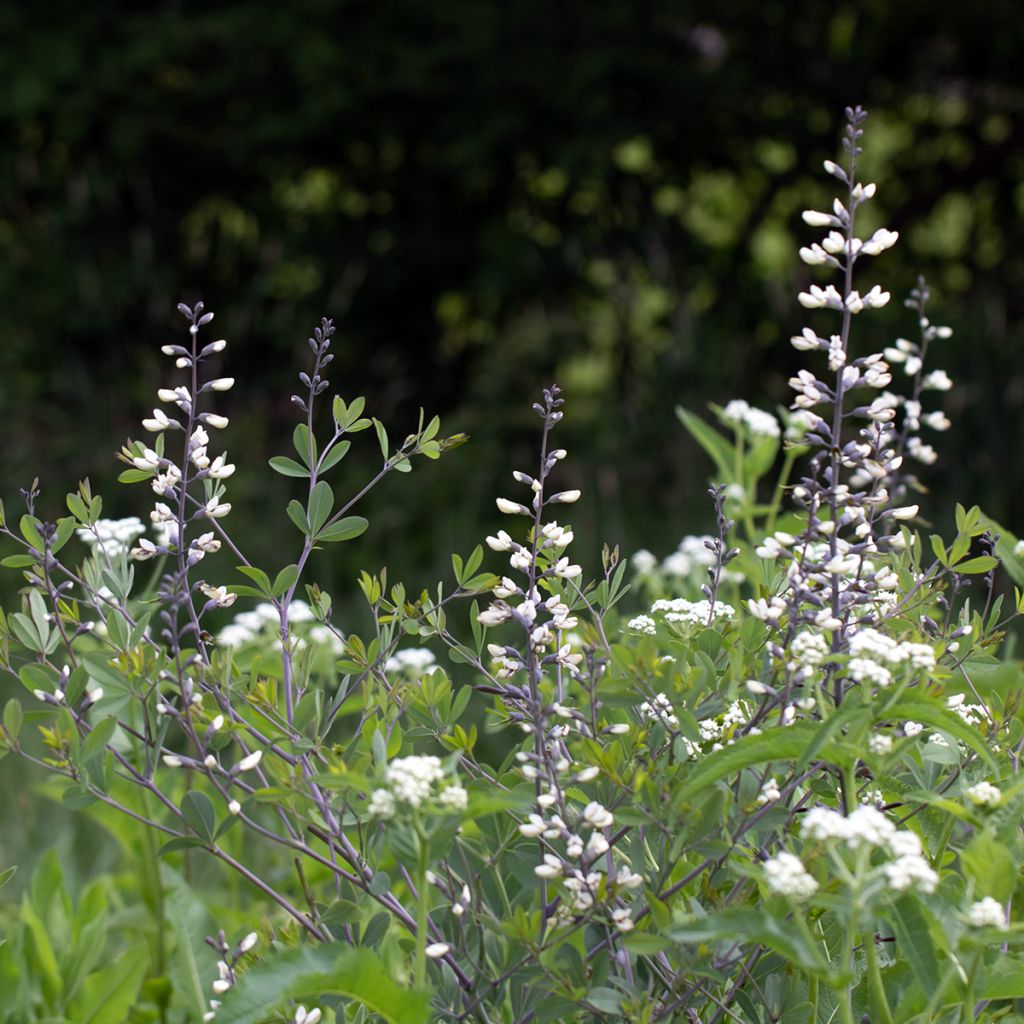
1 554 37 568
81 717 117 764
670 908 832 978
374 418 389 460
181 791 216 841
951 555 998 574
158 837 208 857
673 724 851 807
19 515 45 552
884 896 947 1002
586 987 623 1014
272 564 299 598
0 866 14 890
308 481 335 534
269 456 309 478
66 945 147 1024
319 440 351 472
164 869 216 1021
286 499 309 535
676 406 734 482
961 833 1016 901
118 468 154 484
976 512 1024 587
3 698 23 741
885 696 998 772
236 565 273 595
982 960 1024 999
214 946 430 1024
317 516 369 543
293 423 317 468
52 516 77 554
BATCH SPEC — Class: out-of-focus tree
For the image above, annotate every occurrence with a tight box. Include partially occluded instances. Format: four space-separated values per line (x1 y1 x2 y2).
1 1 1022 590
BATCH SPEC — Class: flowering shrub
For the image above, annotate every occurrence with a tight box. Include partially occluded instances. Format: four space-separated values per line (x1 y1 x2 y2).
2 106 1024 1024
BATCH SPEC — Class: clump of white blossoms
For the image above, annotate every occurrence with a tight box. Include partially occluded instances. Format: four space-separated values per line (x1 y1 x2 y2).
650 597 736 628
763 852 818 900
801 805 938 894
720 399 781 439
368 755 468 818
76 516 150 558
659 534 744 586
384 647 437 676
968 897 1007 931
217 599 344 655
965 780 1001 807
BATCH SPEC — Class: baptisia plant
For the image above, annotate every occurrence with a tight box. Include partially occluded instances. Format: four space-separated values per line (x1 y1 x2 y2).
2 106 1024 1024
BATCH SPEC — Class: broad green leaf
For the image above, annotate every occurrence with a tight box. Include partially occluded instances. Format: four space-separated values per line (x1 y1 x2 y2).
19 515 45 552
885 696 998 771
1 554 37 568
951 555 998 574
158 837 208 857
19 663 58 696
269 456 309 478
293 423 317 468
319 439 351 472
670 908 832 978
181 791 216 841
287 499 309 535
676 406 734 482
982 959 1024 999
586 987 623 1013
66 945 147 1024
51 516 77 554
272 564 299 598
674 724 851 807
884 896 947 1001
81 717 116 764
214 946 430 1024
961 833 1016 901
3 698 23 742
236 565 273 594
317 516 368 543
163 869 216 1021
308 480 334 535
374 418 389 460
976 512 1024 587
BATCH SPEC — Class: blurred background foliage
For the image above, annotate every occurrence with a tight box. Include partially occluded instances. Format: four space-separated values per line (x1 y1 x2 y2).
2 1 1024 603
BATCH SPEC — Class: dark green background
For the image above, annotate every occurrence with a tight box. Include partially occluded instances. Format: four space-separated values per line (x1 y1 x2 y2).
2 1 1023 595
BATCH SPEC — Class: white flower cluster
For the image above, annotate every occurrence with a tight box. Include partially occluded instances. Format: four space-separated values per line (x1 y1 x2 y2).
367 755 467 818
384 647 437 676
649 597 736 627
638 692 678 728
763 851 818 900
678 699 751 759
216 599 343 654
802 805 938 894
626 613 657 635
76 516 151 558
720 399 781 439
947 693 987 728
968 897 1007 930
660 535 744 585
965 781 1001 807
